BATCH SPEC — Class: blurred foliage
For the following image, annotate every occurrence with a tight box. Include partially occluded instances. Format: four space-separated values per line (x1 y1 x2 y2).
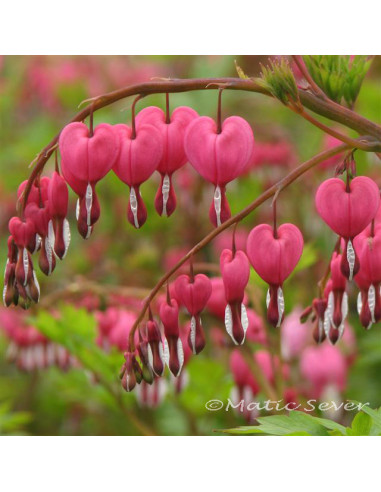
0 55 380 436
303 55 373 107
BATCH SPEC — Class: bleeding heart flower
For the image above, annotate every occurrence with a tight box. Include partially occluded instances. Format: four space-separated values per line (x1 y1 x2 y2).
48 171 70 259
136 105 198 217
8 218 40 307
145 317 165 377
354 225 381 329
59 122 119 238
159 298 184 377
113 123 163 228
184 116 254 226
3 237 19 307
220 249 250 345
246 223 304 327
315 176 380 280
120 351 142 392
324 252 348 344
175 273 212 354
25 203 55 276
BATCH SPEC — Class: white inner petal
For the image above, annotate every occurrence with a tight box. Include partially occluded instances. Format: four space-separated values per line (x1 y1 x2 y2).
161 173 170 217
341 292 348 322
224 304 237 345
241 303 248 342
266 288 270 308
22 248 29 286
346 239 355 281
45 239 53 275
163 337 169 366
213 185 222 227
48 221 55 253
368 284 376 324
85 183 93 226
276 287 285 328
34 234 41 254
76 198 80 221
129 186 140 229
190 315 197 354
177 338 184 376
62 218 71 258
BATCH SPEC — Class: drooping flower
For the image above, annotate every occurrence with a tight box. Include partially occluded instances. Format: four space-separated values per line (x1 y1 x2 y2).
59 122 119 238
324 252 348 344
159 297 184 377
8 217 40 306
175 273 212 354
136 105 198 216
48 171 70 259
353 223 381 329
3 237 19 307
246 223 304 327
184 116 254 226
315 176 380 279
113 122 163 228
145 315 165 377
120 351 142 392
24 203 55 276
220 249 250 345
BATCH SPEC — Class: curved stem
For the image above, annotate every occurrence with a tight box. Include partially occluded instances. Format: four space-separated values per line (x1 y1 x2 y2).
20 77 381 212
128 142 350 349
292 55 327 99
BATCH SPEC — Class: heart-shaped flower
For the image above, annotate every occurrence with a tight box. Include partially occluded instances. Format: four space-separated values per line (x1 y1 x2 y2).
159 298 184 377
185 116 254 226
246 223 303 327
354 225 381 328
113 123 163 228
175 273 212 354
48 172 70 260
136 106 198 217
59 122 119 238
220 249 250 345
315 176 380 279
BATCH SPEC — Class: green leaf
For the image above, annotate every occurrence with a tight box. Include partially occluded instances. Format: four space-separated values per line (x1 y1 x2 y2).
221 411 331 436
346 412 373 436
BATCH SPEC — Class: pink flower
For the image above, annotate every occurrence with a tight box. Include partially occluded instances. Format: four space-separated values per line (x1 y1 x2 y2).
59 122 119 238
113 122 163 228
281 307 312 360
300 344 347 399
48 171 70 259
136 105 198 217
353 224 381 328
315 176 380 279
246 223 304 327
159 298 184 377
220 249 250 345
185 115 254 226
324 252 348 343
175 273 212 354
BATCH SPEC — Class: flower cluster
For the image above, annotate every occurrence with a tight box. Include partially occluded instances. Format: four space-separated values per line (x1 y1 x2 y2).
4 173 70 309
